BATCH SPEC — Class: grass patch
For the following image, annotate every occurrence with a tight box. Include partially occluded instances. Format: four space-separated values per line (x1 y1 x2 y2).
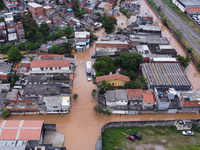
102 126 200 150
162 0 200 36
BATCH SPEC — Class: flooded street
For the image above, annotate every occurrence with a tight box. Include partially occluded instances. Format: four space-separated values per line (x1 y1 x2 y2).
1 0 200 149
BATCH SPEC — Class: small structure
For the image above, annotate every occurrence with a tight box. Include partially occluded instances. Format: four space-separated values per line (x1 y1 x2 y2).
8 33 17 42
127 89 144 110
174 120 193 130
142 90 155 110
0 63 12 82
172 0 200 12
136 13 153 24
121 1 140 13
75 31 90 52
96 74 130 89
43 96 70 114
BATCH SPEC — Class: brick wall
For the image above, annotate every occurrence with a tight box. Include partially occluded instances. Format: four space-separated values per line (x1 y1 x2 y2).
28 5 44 18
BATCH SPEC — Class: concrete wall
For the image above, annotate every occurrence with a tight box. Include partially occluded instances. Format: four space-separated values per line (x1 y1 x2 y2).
172 0 185 12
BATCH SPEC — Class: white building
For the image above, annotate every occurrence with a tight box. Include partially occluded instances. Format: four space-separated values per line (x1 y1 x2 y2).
30 60 71 74
172 0 200 12
43 96 70 114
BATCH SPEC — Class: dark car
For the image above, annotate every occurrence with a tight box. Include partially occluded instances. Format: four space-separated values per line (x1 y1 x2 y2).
93 78 96 84
132 132 142 140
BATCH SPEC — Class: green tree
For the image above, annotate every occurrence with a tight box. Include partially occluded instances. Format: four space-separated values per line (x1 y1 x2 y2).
99 80 114 94
56 0 59 5
50 44 60 54
72 0 80 11
57 29 65 37
8 47 21 61
38 22 50 37
117 27 123 33
0 43 14 54
64 26 74 38
122 70 135 80
60 42 73 54
75 9 87 19
85 28 98 42
73 93 78 100
91 89 97 98
93 55 115 75
102 16 117 34
177 54 190 68
126 12 132 20
186 47 193 53
1 109 9 117
124 80 135 89
26 42 37 51
162 18 167 25
94 12 101 17
17 42 27 51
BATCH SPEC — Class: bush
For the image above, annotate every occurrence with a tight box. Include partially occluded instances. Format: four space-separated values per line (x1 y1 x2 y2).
162 18 167 25
73 93 78 100
186 47 193 53
1 109 10 117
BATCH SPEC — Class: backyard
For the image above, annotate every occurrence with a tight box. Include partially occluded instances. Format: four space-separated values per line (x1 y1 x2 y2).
102 125 200 150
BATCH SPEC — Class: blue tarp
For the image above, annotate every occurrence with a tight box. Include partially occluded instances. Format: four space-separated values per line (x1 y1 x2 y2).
67 8 73 12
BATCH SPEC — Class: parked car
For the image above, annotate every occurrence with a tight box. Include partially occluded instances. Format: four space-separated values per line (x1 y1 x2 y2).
132 132 142 140
93 78 96 84
126 135 135 142
182 130 194 136
87 76 91 81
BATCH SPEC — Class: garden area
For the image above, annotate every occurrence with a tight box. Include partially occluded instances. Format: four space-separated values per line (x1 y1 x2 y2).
102 125 200 150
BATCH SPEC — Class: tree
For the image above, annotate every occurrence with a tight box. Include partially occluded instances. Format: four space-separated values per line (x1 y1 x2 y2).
26 42 37 51
122 70 135 80
17 42 27 51
56 0 59 5
93 56 115 75
75 9 87 19
1 109 9 117
73 93 78 100
0 43 14 54
50 44 60 54
99 80 114 94
126 12 132 21
60 42 73 54
124 80 135 89
91 89 97 98
64 27 74 38
117 27 123 33
38 22 50 37
85 28 98 42
102 16 117 34
186 47 193 53
71 0 80 11
177 54 190 68
8 47 21 61
162 18 167 25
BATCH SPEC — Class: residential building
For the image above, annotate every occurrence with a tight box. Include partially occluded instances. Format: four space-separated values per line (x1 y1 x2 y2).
172 0 200 12
180 91 200 107
127 89 144 110
185 8 200 15
28 3 44 19
2 0 18 12
43 95 70 114
83 13 100 22
0 30 7 43
121 1 140 13
96 40 129 50
96 73 130 89
104 3 112 11
14 21 24 40
0 22 6 30
30 60 71 74
136 13 153 24
4 13 14 28
8 32 18 42
141 63 191 90
0 63 12 81
75 31 90 52
43 5 54 17
97 2 109 11
83 0 97 13
142 90 155 110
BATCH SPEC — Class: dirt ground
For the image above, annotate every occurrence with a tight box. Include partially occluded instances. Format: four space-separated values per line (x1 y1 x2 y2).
43 131 65 147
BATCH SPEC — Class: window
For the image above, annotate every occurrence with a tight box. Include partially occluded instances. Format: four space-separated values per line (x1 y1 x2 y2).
191 102 194 104
46 67 48 70
59 67 61 69
112 83 114 86
109 83 111 85
55 67 57 69
121 101 123 102
53 106 58 108
49 67 53 70
40 67 44 71
36 8 37 10
36 13 37 15
119 83 123 85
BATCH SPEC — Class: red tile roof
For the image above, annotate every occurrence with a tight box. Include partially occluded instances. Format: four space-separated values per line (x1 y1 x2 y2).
127 89 144 98
143 90 155 103
30 60 70 68
0 120 44 140
186 7 200 12
70 74 73 80
96 74 130 83
37 54 65 59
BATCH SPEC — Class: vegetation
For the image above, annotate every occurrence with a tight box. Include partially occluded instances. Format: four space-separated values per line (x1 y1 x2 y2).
49 44 60 54
26 42 37 51
85 28 98 42
162 17 167 25
177 54 190 68
8 47 21 61
1 109 10 117
119 7 128 16
99 80 114 94
117 27 123 33
102 15 117 34
125 75 147 90
73 93 78 100
75 9 87 19
0 43 14 54
102 125 200 150
186 47 193 53
122 70 135 80
126 12 132 20
91 89 97 98
56 0 59 5
10 73 19 88
93 104 112 115
60 42 73 54
93 55 116 76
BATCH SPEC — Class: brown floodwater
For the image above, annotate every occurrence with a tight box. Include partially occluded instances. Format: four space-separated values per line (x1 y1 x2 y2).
1 1 200 149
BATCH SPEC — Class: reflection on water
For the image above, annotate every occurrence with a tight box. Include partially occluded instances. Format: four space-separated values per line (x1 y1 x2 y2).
1 1 200 149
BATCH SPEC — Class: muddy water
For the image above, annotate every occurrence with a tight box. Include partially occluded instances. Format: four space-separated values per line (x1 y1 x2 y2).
1 1 200 150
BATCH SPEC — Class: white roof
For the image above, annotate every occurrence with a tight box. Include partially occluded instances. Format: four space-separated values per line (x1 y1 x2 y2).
151 58 177 62
62 96 70 106
5 17 13 22
98 2 108 8
159 45 172 49
0 22 5 26
75 31 90 38
43 5 52 9
8 33 17 41
28 2 42 8
96 40 128 44
136 45 149 51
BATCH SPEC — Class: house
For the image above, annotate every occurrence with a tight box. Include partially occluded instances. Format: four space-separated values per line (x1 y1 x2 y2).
142 90 155 110
19 57 31 74
141 63 191 90
97 2 109 11
185 8 200 15
43 5 54 17
96 74 130 89
6 89 18 100
0 63 12 82
104 3 113 11
136 13 153 24
83 13 100 21
24 84 61 97
28 3 44 19
83 0 97 13
43 95 70 114
0 22 5 30
0 30 7 43
127 89 144 110
14 21 24 40
75 31 90 52
0 120 45 145
8 33 18 42
4 13 14 28
172 0 200 12
180 91 200 107
2 0 18 12
106 89 128 107
30 60 71 74
121 1 140 13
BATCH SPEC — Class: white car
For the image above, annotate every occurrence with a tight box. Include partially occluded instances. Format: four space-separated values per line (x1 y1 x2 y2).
87 76 91 81
182 130 194 136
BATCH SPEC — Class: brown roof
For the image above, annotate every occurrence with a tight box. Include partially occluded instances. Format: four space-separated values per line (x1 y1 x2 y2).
96 74 130 83
127 89 144 98
186 7 200 12
70 74 73 80
0 120 44 140
30 60 70 68
37 54 65 59
143 90 155 103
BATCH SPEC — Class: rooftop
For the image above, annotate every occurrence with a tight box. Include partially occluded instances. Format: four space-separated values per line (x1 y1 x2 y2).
30 60 70 68
185 7 200 12
28 2 42 8
0 120 44 140
127 89 144 98
177 0 200 7
143 90 155 103
24 84 61 96
106 89 128 102
96 74 130 83
83 13 100 21
96 40 128 44
98 2 108 8
0 63 12 73
75 31 90 38
8 33 17 41
37 54 65 60
43 96 70 107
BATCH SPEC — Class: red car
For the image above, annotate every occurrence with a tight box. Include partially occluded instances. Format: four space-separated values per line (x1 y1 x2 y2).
126 135 135 142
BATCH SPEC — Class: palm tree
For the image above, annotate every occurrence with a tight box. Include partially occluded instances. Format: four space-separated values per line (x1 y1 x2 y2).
61 42 73 54
99 80 110 94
